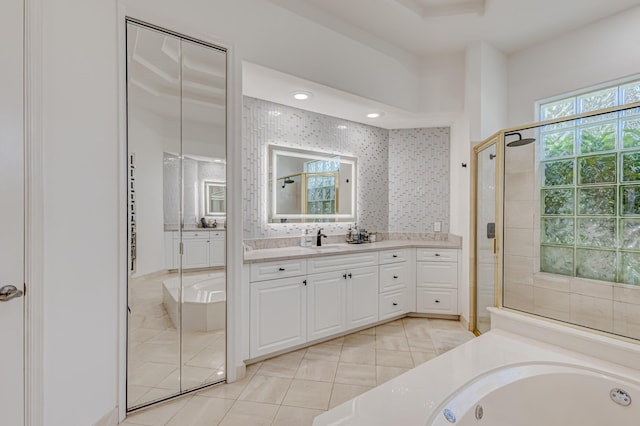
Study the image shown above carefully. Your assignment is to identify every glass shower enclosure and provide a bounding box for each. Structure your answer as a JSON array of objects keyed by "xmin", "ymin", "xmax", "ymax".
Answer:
[{"xmin": 484, "ymin": 101, "xmax": 640, "ymax": 342}]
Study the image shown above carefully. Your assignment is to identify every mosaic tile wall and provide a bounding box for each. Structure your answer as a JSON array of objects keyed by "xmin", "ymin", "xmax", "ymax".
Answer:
[
  {"xmin": 388, "ymin": 128, "xmax": 451, "ymax": 233},
  {"xmin": 243, "ymin": 97, "xmax": 390, "ymax": 239}
]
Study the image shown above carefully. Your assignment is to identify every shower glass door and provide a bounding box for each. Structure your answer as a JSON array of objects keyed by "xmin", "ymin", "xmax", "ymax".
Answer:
[
  {"xmin": 472, "ymin": 139, "xmax": 498, "ymax": 334},
  {"xmin": 126, "ymin": 20, "xmax": 227, "ymax": 411}
]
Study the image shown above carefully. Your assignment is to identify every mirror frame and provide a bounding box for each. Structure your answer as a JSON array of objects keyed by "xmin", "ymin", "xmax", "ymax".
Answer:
[
  {"xmin": 269, "ymin": 145, "xmax": 357, "ymax": 222},
  {"xmin": 204, "ymin": 180, "xmax": 226, "ymax": 217}
]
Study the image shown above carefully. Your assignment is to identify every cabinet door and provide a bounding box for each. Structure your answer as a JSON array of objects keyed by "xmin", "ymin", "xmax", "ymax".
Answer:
[
  {"xmin": 347, "ymin": 266, "xmax": 379, "ymax": 329},
  {"xmin": 182, "ymin": 238, "xmax": 210, "ymax": 269},
  {"xmin": 210, "ymin": 238, "xmax": 225, "ymax": 266},
  {"xmin": 307, "ymin": 271, "xmax": 346, "ymax": 341},
  {"xmin": 250, "ymin": 277, "xmax": 307, "ymax": 358}
]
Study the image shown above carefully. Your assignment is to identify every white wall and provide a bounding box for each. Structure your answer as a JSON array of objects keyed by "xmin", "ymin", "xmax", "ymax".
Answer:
[
  {"xmin": 508, "ymin": 5, "xmax": 640, "ymax": 127},
  {"xmin": 42, "ymin": 0, "xmax": 119, "ymax": 424},
  {"xmin": 129, "ymin": 106, "xmax": 166, "ymax": 277}
]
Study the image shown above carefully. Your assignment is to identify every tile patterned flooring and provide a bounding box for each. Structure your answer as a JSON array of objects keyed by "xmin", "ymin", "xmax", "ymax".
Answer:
[
  {"xmin": 123, "ymin": 317, "xmax": 475, "ymax": 426},
  {"xmin": 128, "ymin": 271, "xmax": 226, "ymax": 408}
]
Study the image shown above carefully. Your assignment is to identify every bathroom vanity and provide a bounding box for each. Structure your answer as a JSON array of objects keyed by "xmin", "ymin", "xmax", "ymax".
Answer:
[
  {"xmin": 164, "ymin": 229, "xmax": 226, "ymax": 270},
  {"xmin": 242, "ymin": 237, "xmax": 461, "ymax": 360}
]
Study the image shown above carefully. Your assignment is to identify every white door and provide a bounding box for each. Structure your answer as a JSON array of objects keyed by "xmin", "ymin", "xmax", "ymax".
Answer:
[
  {"xmin": 347, "ymin": 266, "xmax": 379, "ymax": 329},
  {"xmin": 0, "ymin": 0, "xmax": 25, "ymax": 423},
  {"xmin": 250, "ymin": 277, "xmax": 306, "ymax": 358},
  {"xmin": 307, "ymin": 271, "xmax": 346, "ymax": 340}
]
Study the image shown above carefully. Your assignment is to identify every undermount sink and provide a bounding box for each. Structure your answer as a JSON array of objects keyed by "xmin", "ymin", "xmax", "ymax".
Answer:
[{"xmin": 310, "ymin": 244, "xmax": 346, "ymax": 250}]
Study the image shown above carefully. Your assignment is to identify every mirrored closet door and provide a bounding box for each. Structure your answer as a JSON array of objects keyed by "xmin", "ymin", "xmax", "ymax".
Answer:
[{"xmin": 126, "ymin": 20, "xmax": 227, "ymax": 410}]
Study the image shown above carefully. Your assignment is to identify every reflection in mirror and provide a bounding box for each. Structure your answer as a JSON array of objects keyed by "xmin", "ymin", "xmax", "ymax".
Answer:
[
  {"xmin": 126, "ymin": 20, "xmax": 226, "ymax": 411},
  {"xmin": 269, "ymin": 145, "xmax": 357, "ymax": 223},
  {"xmin": 204, "ymin": 181, "xmax": 226, "ymax": 217}
]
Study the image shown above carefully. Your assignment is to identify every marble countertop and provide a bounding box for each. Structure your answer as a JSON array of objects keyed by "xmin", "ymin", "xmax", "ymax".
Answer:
[
  {"xmin": 243, "ymin": 238, "xmax": 461, "ymax": 263},
  {"xmin": 164, "ymin": 226, "xmax": 226, "ymax": 232}
]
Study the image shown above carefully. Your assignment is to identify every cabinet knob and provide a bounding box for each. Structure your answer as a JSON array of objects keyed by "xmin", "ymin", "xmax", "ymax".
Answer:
[
  {"xmin": 392, "ymin": 302, "xmax": 398, "ymax": 306},
  {"xmin": 348, "ymin": 273, "xmax": 352, "ymax": 279},
  {"xmin": 343, "ymin": 273, "xmax": 347, "ymax": 279},
  {"xmin": 393, "ymin": 275, "xmax": 398, "ymax": 279},
  {"xmin": 435, "ymin": 300, "xmax": 440, "ymax": 303},
  {"xmin": 303, "ymin": 280, "xmax": 307, "ymax": 286},
  {"xmin": 434, "ymin": 253, "xmax": 440, "ymax": 257},
  {"xmin": 392, "ymin": 254, "xmax": 398, "ymax": 258},
  {"xmin": 278, "ymin": 267, "xmax": 286, "ymax": 271}
]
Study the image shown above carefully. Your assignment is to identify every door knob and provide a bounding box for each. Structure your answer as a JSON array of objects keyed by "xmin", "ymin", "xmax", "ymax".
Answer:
[{"xmin": 0, "ymin": 285, "xmax": 23, "ymax": 302}]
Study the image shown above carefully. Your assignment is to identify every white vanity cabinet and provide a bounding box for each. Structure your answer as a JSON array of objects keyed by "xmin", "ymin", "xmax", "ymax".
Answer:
[
  {"xmin": 181, "ymin": 232, "xmax": 211, "ymax": 269},
  {"xmin": 164, "ymin": 230, "xmax": 226, "ymax": 270},
  {"xmin": 249, "ymin": 259, "xmax": 308, "ymax": 358},
  {"xmin": 244, "ymin": 243, "xmax": 459, "ymax": 361},
  {"xmin": 306, "ymin": 270, "xmax": 347, "ymax": 340},
  {"xmin": 378, "ymin": 249, "xmax": 412, "ymax": 320},
  {"xmin": 416, "ymin": 248, "xmax": 458, "ymax": 314},
  {"xmin": 209, "ymin": 230, "xmax": 225, "ymax": 267},
  {"xmin": 307, "ymin": 252, "xmax": 379, "ymax": 340}
]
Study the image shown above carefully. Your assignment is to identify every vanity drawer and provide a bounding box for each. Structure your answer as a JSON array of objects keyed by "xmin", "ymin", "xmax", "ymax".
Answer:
[
  {"xmin": 379, "ymin": 249, "xmax": 409, "ymax": 264},
  {"xmin": 307, "ymin": 252, "xmax": 378, "ymax": 274},
  {"xmin": 210, "ymin": 231, "xmax": 225, "ymax": 240},
  {"xmin": 379, "ymin": 288, "xmax": 408, "ymax": 320},
  {"xmin": 250, "ymin": 259, "xmax": 307, "ymax": 282},
  {"xmin": 181, "ymin": 231, "xmax": 210, "ymax": 239},
  {"xmin": 416, "ymin": 248, "xmax": 457, "ymax": 262},
  {"xmin": 379, "ymin": 263, "xmax": 408, "ymax": 292},
  {"xmin": 416, "ymin": 261, "xmax": 457, "ymax": 288},
  {"xmin": 417, "ymin": 288, "xmax": 458, "ymax": 314}
]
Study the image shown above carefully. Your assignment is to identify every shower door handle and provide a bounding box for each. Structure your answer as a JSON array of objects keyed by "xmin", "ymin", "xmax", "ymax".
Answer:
[{"xmin": 487, "ymin": 223, "xmax": 495, "ymax": 239}]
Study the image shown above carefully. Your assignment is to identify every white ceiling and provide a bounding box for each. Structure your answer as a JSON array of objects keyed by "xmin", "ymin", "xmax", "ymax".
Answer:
[
  {"xmin": 244, "ymin": 0, "xmax": 640, "ymax": 128},
  {"xmin": 269, "ymin": 0, "xmax": 640, "ymax": 57}
]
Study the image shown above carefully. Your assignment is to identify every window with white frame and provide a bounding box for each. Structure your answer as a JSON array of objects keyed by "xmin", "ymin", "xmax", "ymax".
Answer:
[{"xmin": 539, "ymin": 79, "xmax": 640, "ymax": 284}]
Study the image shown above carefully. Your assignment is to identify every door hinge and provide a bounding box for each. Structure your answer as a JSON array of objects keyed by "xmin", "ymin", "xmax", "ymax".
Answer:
[
  {"xmin": 180, "ymin": 241, "xmax": 184, "ymax": 255},
  {"xmin": 23, "ymin": 282, "xmax": 27, "ymax": 296}
]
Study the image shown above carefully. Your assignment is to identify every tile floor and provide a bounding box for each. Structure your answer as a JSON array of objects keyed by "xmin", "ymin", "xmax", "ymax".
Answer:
[
  {"xmin": 128, "ymin": 271, "xmax": 226, "ymax": 408},
  {"xmin": 122, "ymin": 317, "xmax": 475, "ymax": 426}
]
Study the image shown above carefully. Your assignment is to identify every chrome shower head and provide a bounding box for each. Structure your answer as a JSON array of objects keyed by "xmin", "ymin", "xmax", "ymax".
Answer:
[{"xmin": 506, "ymin": 132, "xmax": 536, "ymax": 147}]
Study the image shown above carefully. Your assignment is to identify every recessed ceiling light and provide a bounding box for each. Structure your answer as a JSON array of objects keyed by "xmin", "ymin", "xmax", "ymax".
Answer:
[
  {"xmin": 291, "ymin": 90, "xmax": 312, "ymax": 100},
  {"xmin": 268, "ymin": 110, "xmax": 281, "ymax": 116},
  {"xmin": 366, "ymin": 112, "xmax": 384, "ymax": 118},
  {"xmin": 337, "ymin": 125, "xmax": 347, "ymax": 130}
]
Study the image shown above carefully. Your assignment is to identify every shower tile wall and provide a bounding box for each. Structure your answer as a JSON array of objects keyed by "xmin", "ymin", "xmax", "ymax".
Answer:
[
  {"xmin": 243, "ymin": 97, "xmax": 389, "ymax": 239},
  {"xmin": 388, "ymin": 128, "xmax": 450, "ymax": 233},
  {"xmin": 502, "ymin": 133, "xmax": 640, "ymax": 340}
]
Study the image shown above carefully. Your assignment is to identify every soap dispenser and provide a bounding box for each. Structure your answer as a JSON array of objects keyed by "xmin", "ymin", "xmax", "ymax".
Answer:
[{"xmin": 301, "ymin": 229, "xmax": 312, "ymax": 247}]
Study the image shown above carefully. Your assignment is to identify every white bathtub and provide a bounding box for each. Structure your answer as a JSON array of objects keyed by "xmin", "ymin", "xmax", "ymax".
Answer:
[
  {"xmin": 428, "ymin": 362, "xmax": 640, "ymax": 426},
  {"xmin": 162, "ymin": 273, "xmax": 226, "ymax": 331},
  {"xmin": 314, "ymin": 308, "xmax": 640, "ymax": 426}
]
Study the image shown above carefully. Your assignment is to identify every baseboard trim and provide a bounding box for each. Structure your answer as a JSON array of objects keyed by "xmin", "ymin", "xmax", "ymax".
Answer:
[{"xmin": 93, "ymin": 407, "xmax": 119, "ymax": 426}]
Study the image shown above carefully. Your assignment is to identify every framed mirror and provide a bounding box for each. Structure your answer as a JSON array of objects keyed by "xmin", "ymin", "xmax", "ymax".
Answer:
[
  {"xmin": 204, "ymin": 181, "xmax": 226, "ymax": 216},
  {"xmin": 269, "ymin": 145, "xmax": 356, "ymax": 223}
]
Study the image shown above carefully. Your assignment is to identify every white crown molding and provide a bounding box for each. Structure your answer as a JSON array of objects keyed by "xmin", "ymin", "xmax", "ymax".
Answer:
[
  {"xmin": 393, "ymin": 0, "xmax": 486, "ymax": 18},
  {"xmin": 24, "ymin": 0, "xmax": 44, "ymax": 424}
]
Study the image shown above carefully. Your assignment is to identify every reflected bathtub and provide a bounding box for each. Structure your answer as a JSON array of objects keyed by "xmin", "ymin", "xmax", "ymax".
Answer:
[
  {"xmin": 428, "ymin": 362, "xmax": 639, "ymax": 426},
  {"xmin": 162, "ymin": 273, "xmax": 226, "ymax": 331}
]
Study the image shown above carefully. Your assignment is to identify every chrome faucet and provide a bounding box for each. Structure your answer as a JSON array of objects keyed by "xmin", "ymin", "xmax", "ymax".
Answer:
[{"xmin": 317, "ymin": 228, "xmax": 327, "ymax": 246}]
